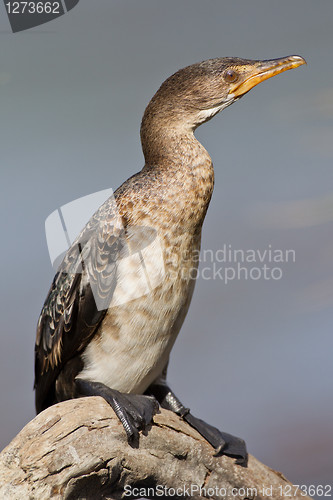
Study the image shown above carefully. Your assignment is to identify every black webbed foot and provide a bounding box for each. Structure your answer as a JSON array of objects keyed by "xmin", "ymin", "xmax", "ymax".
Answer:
[
  {"xmin": 75, "ymin": 379, "xmax": 158, "ymax": 445},
  {"xmin": 184, "ymin": 413, "xmax": 247, "ymax": 466},
  {"xmin": 146, "ymin": 383, "xmax": 247, "ymax": 467}
]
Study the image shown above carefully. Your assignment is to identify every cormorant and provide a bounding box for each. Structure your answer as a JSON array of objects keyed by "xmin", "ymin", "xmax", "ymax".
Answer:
[{"xmin": 35, "ymin": 55, "xmax": 306, "ymax": 467}]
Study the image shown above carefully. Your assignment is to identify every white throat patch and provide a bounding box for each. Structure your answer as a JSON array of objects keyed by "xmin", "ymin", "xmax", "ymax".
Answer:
[{"xmin": 197, "ymin": 94, "xmax": 235, "ymax": 124}]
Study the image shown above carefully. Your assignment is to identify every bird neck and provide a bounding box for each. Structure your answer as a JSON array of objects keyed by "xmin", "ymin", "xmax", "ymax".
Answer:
[
  {"xmin": 139, "ymin": 104, "xmax": 215, "ymax": 233},
  {"xmin": 140, "ymin": 100, "xmax": 211, "ymax": 169}
]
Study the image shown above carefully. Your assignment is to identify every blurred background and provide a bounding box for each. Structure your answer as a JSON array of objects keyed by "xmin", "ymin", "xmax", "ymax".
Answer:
[{"xmin": 0, "ymin": 0, "xmax": 332, "ymax": 495}]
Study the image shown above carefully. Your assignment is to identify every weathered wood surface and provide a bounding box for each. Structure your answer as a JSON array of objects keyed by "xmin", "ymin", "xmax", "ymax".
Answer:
[{"xmin": 0, "ymin": 397, "xmax": 312, "ymax": 499}]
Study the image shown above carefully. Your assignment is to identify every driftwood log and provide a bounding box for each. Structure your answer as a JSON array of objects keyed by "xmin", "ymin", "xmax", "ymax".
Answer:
[{"xmin": 0, "ymin": 397, "xmax": 312, "ymax": 500}]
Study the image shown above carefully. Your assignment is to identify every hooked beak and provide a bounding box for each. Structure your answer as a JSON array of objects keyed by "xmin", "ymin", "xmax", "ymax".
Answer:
[{"xmin": 231, "ymin": 55, "xmax": 306, "ymax": 97}]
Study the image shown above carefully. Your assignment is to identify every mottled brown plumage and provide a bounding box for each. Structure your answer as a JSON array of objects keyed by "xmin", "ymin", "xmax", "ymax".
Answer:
[{"xmin": 35, "ymin": 56, "xmax": 305, "ymax": 458}]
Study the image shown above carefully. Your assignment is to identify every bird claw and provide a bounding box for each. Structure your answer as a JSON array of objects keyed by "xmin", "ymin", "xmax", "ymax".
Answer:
[
  {"xmin": 75, "ymin": 379, "xmax": 158, "ymax": 444},
  {"xmin": 146, "ymin": 382, "xmax": 248, "ymax": 466},
  {"xmin": 115, "ymin": 392, "xmax": 159, "ymax": 443},
  {"xmin": 184, "ymin": 412, "xmax": 248, "ymax": 466}
]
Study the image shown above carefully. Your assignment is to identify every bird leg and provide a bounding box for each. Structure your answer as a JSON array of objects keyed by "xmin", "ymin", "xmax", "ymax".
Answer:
[
  {"xmin": 75, "ymin": 379, "xmax": 159, "ymax": 445},
  {"xmin": 146, "ymin": 382, "xmax": 248, "ymax": 466}
]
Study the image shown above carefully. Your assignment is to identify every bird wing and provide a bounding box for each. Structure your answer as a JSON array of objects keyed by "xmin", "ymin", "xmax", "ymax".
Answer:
[{"xmin": 34, "ymin": 195, "xmax": 125, "ymax": 412}]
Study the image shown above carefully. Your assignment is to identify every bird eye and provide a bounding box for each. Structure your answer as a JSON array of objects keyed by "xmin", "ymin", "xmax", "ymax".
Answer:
[{"xmin": 224, "ymin": 69, "xmax": 239, "ymax": 83}]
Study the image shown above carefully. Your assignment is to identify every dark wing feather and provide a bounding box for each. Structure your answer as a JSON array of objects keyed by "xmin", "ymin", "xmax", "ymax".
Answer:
[{"xmin": 34, "ymin": 196, "xmax": 125, "ymax": 412}]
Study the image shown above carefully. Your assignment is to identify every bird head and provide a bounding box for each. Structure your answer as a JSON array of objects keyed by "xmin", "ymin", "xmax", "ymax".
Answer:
[{"xmin": 145, "ymin": 55, "xmax": 306, "ymax": 131}]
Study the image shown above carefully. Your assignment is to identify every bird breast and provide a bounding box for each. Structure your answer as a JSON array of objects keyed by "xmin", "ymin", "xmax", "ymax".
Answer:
[
  {"xmin": 78, "ymin": 227, "xmax": 199, "ymax": 394},
  {"xmin": 78, "ymin": 154, "xmax": 213, "ymax": 394}
]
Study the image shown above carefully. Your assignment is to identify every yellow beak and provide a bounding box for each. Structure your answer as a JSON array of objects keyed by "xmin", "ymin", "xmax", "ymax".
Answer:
[{"xmin": 232, "ymin": 55, "xmax": 306, "ymax": 97}]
